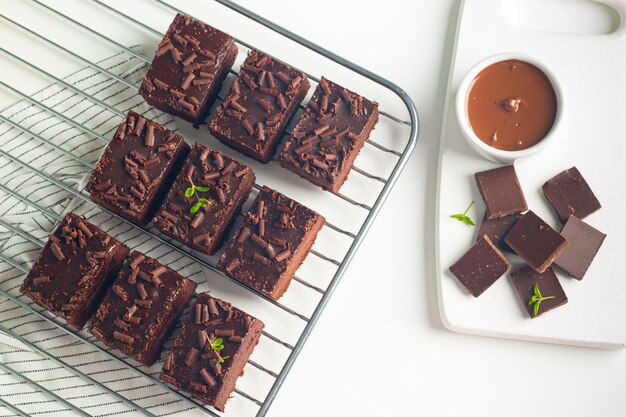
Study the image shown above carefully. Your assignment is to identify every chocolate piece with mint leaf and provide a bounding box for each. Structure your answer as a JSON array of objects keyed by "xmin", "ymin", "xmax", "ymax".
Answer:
[
  {"xmin": 153, "ymin": 142, "xmax": 255, "ymax": 255},
  {"xmin": 160, "ymin": 292, "xmax": 264, "ymax": 412},
  {"xmin": 511, "ymin": 266, "xmax": 568, "ymax": 318}
]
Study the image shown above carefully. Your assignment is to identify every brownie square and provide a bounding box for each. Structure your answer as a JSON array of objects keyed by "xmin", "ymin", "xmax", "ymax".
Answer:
[
  {"xmin": 449, "ymin": 235, "xmax": 511, "ymax": 297},
  {"xmin": 20, "ymin": 213, "xmax": 129, "ymax": 329},
  {"xmin": 208, "ymin": 50, "xmax": 311, "ymax": 163},
  {"xmin": 139, "ymin": 13, "xmax": 238, "ymax": 126},
  {"xmin": 542, "ymin": 166, "xmax": 602, "ymax": 224},
  {"xmin": 153, "ymin": 143, "xmax": 255, "ymax": 255},
  {"xmin": 475, "ymin": 165, "xmax": 528, "ymax": 219},
  {"xmin": 87, "ymin": 111, "xmax": 190, "ymax": 225},
  {"xmin": 504, "ymin": 210, "xmax": 568, "ymax": 273},
  {"xmin": 217, "ymin": 186, "xmax": 325, "ymax": 300},
  {"xmin": 277, "ymin": 77, "xmax": 379, "ymax": 192},
  {"xmin": 476, "ymin": 213, "xmax": 521, "ymax": 253},
  {"xmin": 554, "ymin": 216, "xmax": 606, "ymax": 280},
  {"xmin": 160, "ymin": 293, "xmax": 264, "ymax": 412},
  {"xmin": 511, "ymin": 266, "xmax": 568, "ymax": 318},
  {"xmin": 90, "ymin": 251, "xmax": 197, "ymax": 366}
]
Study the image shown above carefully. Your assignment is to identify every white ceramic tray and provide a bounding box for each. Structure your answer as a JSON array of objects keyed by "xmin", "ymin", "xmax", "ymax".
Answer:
[{"xmin": 435, "ymin": 0, "xmax": 626, "ymax": 348}]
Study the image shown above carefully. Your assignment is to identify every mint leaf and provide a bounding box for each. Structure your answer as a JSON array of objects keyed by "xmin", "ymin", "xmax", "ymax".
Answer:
[
  {"xmin": 534, "ymin": 300, "xmax": 541, "ymax": 316},
  {"xmin": 450, "ymin": 202, "xmax": 475, "ymax": 227},
  {"xmin": 184, "ymin": 187, "xmax": 195, "ymax": 198},
  {"xmin": 190, "ymin": 202, "xmax": 202, "ymax": 214},
  {"xmin": 534, "ymin": 284, "xmax": 542, "ymax": 298},
  {"xmin": 195, "ymin": 185, "xmax": 210, "ymax": 193},
  {"xmin": 462, "ymin": 216, "xmax": 475, "ymax": 226}
]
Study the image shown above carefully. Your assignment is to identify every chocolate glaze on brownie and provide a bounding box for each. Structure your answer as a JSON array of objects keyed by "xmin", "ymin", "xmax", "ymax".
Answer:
[
  {"xmin": 90, "ymin": 251, "xmax": 197, "ymax": 366},
  {"xmin": 208, "ymin": 50, "xmax": 311, "ymax": 163},
  {"xmin": 160, "ymin": 293, "xmax": 264, "ymax": 412},
  {"xmin": 153, "ymin": 143, "xmax": 255, "ymax": 255},
  {"xmin": 277, "ymin": 77, "xmax": 379, "ymax": 192},
  {"xmin": 87, "ymin": 111, "xmax": 190, "ymax": 225},
  {"xmin": 217, "ymin": 186, "xmax": 325, "ymax": 300},
  {"xmin": 21, "ymin": 213, "xmax": 129, "ymax": 329},
  {"xmin": 139, "ymin": 14, "xmax": 238, "ymax": 126}
]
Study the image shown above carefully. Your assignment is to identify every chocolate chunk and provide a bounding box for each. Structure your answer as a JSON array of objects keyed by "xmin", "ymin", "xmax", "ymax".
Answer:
[
  {"xmin": 217, "ymin": 186, "xmax": 325, "ymax": 300},
  {"xmin": 209, "ymin": 50, "xmax": 311, "ymax": 163},
  {"xmin": 510, "ymin": 266, "xmax": 568, "ymax": 318},
  {"xmin": 542, "ymin": 166, "xmax": 602, "ymax": 224},
  {"xmin": 90, "ymin": 251, "xmax": 197, "ymax": 366},
  {"xmin": 278, "ymin": 77, "xmax": 379, "ymax": 192},
  {"xmin": 159, "ymin": 293, "xmax": 264, "ymax": 412},
  {"xmin": 449, "ymin": 235, "xmax": 511, "ymax": 297},
  {"xmin": 20, "ymin": 213, "xmax": 129, "ymax": 329},
  {"xmin": 554, "ymin": 216, "xmax": 606, "ymax": 280},
  {"xmin": 475, "ymin": 165, "xmax": 528, "ymax": 219},
  {"xmin": 504, "ymin": 210, "xmax": 568, "ymax": 273},
  {"xmin": 476, "ymin": 213, "xmax": 521, "ymax": 253},
  {"xmin": 87, "ymin": 111, "xmax": 190, "ymax": 225},
  {"xmin": 153, "ymin": 143, "xmax": 255, "ymax": 255},
  {"xmin": 139, "ymin": 14, "xmax": 238, "ymax": 125}
]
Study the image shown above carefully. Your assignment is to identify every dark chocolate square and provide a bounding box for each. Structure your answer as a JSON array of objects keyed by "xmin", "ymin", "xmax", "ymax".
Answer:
[
  {"xmin": 511, "ymin": 266, "xmax": 568, "ymax": 318},
  {"xmin": 542, "ymin": 166, "xmax": 601, "ymax": 224},
  {"xmin": 153, "ymin": 143, "xmax": 255, "ymax": 255},
  {"xmin": 277, "ymin": 77, "xmax": 379, "ymax": 192},
  {"xmin": 139, "ymin": 14, "xmax": 238, "ymax": 125},
  {"xmin": 476, "ymin": 212, "xmax": 521, "ymax": 253},
  {"xmin": 87, "ymin": 111, "xmax": 190, "ymax": 225},
  {"xmin": 20, "ymin": 213, "xmax": 129, "ymax": 329},
  {"xmin": 554, "ymin": 216, "xmax": 606, "ymax": 280},
  {"xmin": 448, "ymin": 235, "xmax": 511, "ymax": 297},
  {"xmin": 504, "ymin": 210, "xmax": 568, "ymax": 273},
  {"xmin": 208, "ymin": 50, "xmax": 311, "ymax": 163},
  {"xmin": 160, "ymin": 293, "xmax": 264, "ymax": 412},
  {"xmin": 217, "ymin": 186, "xmax": 325, "ymax": 300},
  {"xmin": 475, "ymin": 165, "xmax": 528, "ymax": 219},
  {"xmin": 90, "ymin": 251, "xmax": 197, "ymax": 366}
]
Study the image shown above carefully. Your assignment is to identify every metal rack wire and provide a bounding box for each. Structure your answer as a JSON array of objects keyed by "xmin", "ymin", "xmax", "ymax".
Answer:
[{"xmin": 0, "ymin": 1, "xmax": 418, "ymax": 416}]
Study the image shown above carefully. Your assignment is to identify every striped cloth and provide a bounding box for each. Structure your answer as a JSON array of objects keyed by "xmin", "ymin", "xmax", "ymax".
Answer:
[{"xmin": 0, "ymin": 47, "xmax": 225, "ymax": 417}]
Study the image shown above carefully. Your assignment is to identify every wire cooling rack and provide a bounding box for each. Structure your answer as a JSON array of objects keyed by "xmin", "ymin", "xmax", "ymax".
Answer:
[{"xmin": 0, "ymin": 1, "xmax": 418, "ymax": 416}]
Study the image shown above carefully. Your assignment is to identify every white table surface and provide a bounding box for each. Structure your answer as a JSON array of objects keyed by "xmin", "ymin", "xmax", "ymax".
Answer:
[{"xmin": 2, "ymin": 1, "xmax": 625, "ymax": 416}]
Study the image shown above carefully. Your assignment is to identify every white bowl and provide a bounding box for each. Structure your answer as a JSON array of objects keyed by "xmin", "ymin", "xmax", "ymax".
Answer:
[{"xmin": 455, "ymin": 52, "xmax": 563, "ymax": 164}]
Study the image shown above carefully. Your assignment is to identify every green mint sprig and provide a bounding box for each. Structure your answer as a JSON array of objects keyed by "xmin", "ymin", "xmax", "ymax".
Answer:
[
  {"xmin": 184, "ymin": 180, "xmax": 210, "ymax": 214},
  {"xmin": 210, "ymin": 337, "xmax": 230, "ymax": 366},
  {"xmin": 450, "ymin": 201, "xmax": 475, "ymax": 226},
  {"xmin": 528, "ymin": 284, "xmax": 555, "ymax": 316}
]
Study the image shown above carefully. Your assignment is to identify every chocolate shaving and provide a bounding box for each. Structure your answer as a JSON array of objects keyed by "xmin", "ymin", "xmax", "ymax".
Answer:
[
  {"xmin": 195, "ymin": 303, "xmax": 203, "ymax": 324},
  {"xmin": 93, "ymin": 179, "xmax": 112, "ymax": 191},
  {"xmin": 152, "ymin": 266, "xmax": 167, "ymax": 278},
  {"xmin": 33, "ymin": 275, "xmax": 51, "ymax": 285},
  {"xmin": 234, "ymin": 168, "xmax": 248, "ymax": 178},
  {"xmin": 185, "ymin": 348, "xmax": 199, "ymax": 366},
  {"xmin": 170, "ymin": 47, "xmax": 182, "ymax": 63},
  {"xmin": 155, "ymin": 42, "xmax": 173, "ymax": 57},
  {"xmin": 112, "ymin": 285, "xmax": 129, "ymax": 301},
  {"xmin": 76, "ymin": 221, "xmax": 93, "ymax": 239},
  {"xmin": 229, "ymin": 336, "xmax": 243, "ymax": 343},
  {"xmin": 277, "ymin": 93, "xmax": 287, "ymax": 110},
  {"xmin": 164, "ymin": 351, "xmax": 174, "ymax": 371},
  {"xmin": 266, "ymin": 243, "xmax": 277, "ymax": 259},
  {"xmin": 178, "ymin": 99, "xmax": 195, "ymax": 112},
  {"xmin": 78, "ymin": 275, "xmax": 91, "ymax": 287},
  {"xmin": 207, "ymin": 298, "xmax": 219, "ymax": 317},
  {"xmin": 215, "ymin": 188, "xmax": 226, "ymax": 204},
  {"xmin": 251, "ymin": 234, "xmax": 268, "ymax": 248},
  {"xmin": 275, "ymin": 71, "xmax": 290, "ymax": 85},
  {"xmin": 91, "ymin": 327, "xmax": 105, "ymax": 340},
  {"xmin": 182, "ymin": 52, "xmax": 197, "ymax": 66},
  {"xmin": 214, "ymin": 329, "xmax": 234, "ymax": 337},
  {"xmin": 190, "ymin": 212, "xmax": 204, "ymax": 229},
  {"xmin": 256, "ymin": 122, "xmax": 266, "ymax": 141},
  {"xmin": 198, "ymin": 329, "xmax": 209, "ymax": 349},
  {"xmin": 134, "ymin": 299, "xmax": 153, "ymax": 309},
  {"xmin": 125, "ymin": 305, "xmax": 138, "ymax": 320},
  {"xmin": 225, "ymin": 258, "xmax": 240, "ymax": 272},
  {"xmin": 137, "ymin": 283, "xmax": 148, "ymax": 300},
  {"xmin": 181, "ymin": 72, "xmax": 195, "ymax": 90},
  {"xmin": 128, "ymin": 268, "xmax": 138, "ymax": 285},
  {"xmin": 130, "ymin": 254, "xmax": 145, "ymax": 269},
  {"xmin": 114, "ymin": 317, "xmax": 130, "ymax": 331},
  {"xmin": 242, "ymin": 119, "xmax": 255, "ymax": 136},
  {"xmin": 50, "ymin": 242, "xmax": 64, "ymax": 261},
  {"xmin": 199, "ymin": 368, "xmax": 216, "ymax": 387},
  {"xmin": 253, "ymin": 253, "xmax": 271, "ymax": 265},
  {"xmin": 202, "ymin": 304, "xmax": 209, "ymax": 323},
  {"xmin": 145, "ymin": 123, "xmax": 155, "ymax": 146},
  {"xmin": 274, "ymin": 250, "xmax": 292, "ymax": 262},
  {"xmin": 113, "ymin": 331, "xmax": 135, "ymax": 345},
  {"xmin": 143, "ymin": 156, "xmax": 160, "ymax": 167},
  {"xmin": 154, "ymin": 78, "xmax": 169, "ymax": 89},
  {"xmin": 237, "ymin": 226, "xmax": 251, "ymax": 243},
  {"xmin": 258, "ymin": 219, "xmax": 266, "ymax": 237}
]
